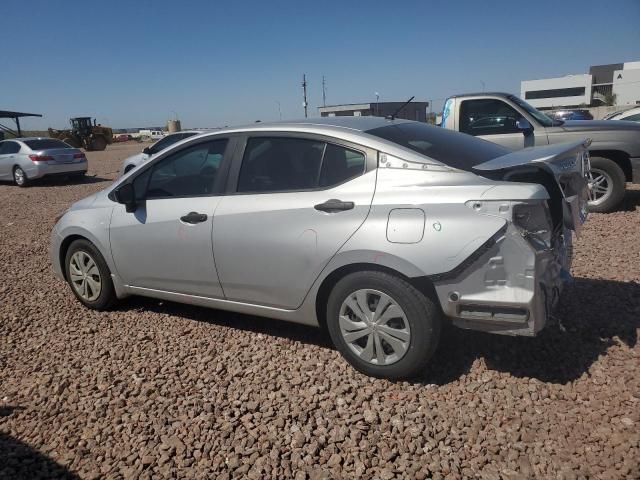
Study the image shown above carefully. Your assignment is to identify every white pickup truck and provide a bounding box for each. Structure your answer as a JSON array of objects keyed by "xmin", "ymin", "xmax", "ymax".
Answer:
[{"xmin": 441, "ymin": 92, "xmax": 640, "ymax": 212}]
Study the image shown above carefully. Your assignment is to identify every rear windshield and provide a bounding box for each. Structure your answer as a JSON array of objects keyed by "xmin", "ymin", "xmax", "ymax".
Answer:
[
  {"xmin": 366, "ymin": 122, "xmax": 509, "ymax": 170},
  {"xmin": 24, "ymin": 139, "xmax": 73, "ymax": 150}
]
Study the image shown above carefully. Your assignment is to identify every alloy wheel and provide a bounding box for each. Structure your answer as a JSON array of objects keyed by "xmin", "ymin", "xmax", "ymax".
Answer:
[
  {"xmin": 338, "ymin": 289, "xmax": 411, "ymax": 366},
  {"xmin": 69, "ymin": 251, "xmax": 102, "ymax": 301},
  {"xmin": 14, "ymin": 168, "xmax": 25, "ymax": 186},
  {"xmin": 588, "ymin": 167, "xmax": 613, "ymax": 206}
]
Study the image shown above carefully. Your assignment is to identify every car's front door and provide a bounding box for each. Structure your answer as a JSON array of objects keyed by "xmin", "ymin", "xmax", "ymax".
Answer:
[
  {"xmin": 213, "ymin": 135, "xmax": 376, "ymax": 309},
  {"xmin": 459, "ymin": 98, "xmax": 548, "ymax": 150},
  {"xmin": 0, "ymin": 141, "xmax": 20, "ymax": 179},
  {"xmin": 109, "ymin": 138, "xmax": 231, "ymax": 297}
]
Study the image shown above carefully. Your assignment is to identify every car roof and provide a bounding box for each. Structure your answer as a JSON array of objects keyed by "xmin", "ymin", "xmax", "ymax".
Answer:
[
  {"xmin": 2, "ymin": 137, "xmax": 59, "ymax": 142},
  {"xmin": 446, "ymin": 92, "xmax": 512, "ymax": 99},
  {"xmin": 618, "ymin": 106, "xmax": 640, "ymax": 116},
  {"xmin": 214, "ymin": 116, "xmax": 413, "ymax": 134}
]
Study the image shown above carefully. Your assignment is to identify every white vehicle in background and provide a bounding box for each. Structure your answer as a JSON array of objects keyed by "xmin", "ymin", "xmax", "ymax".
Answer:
[
  {"xmin": 604, "ymin": 107, "xmax": 640, "ymax": 122},
  {"xmin": 121, "ymin": 130, "xmax": 203, "ymax": 174},
  {"xmin": 138, "ymin": 129, "xmax": 166, "ymax": 141}
]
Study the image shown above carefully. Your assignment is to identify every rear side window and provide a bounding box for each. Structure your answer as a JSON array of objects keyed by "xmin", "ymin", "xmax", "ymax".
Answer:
[
  {"xmin": 0, "ymin": 141, "xmax": 21, "ymax": 154},
  {"xmin": 24, "ymin": 139, "xmax": 71, "ymax": 150},
  {"xmin": 366, "ymin": 122, "xmax": 508, "ymax": 171},
  {"xmin": 237, "ymin": 137, "xmax": 365, "ymax": 193}
]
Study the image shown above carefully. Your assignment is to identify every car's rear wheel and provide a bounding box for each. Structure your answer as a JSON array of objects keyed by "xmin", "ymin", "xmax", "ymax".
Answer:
[
  {"xmin": 587, "ymin": 156, "xmax": 625, "ymax": 213},
  {"xmin": 326, "ymin": 271, "xmax": 441, "ymax": 379},
  {"xmin": 13, "ymin": 166, "xmax": 28, "ymax": 187},
  {"xmin": 65, "ymin": 239, "xmax": 116, "ymax": 310}
]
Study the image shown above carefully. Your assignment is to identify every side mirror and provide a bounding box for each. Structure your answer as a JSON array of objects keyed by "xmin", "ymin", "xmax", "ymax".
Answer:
[
  {"xmin": 516, "ymin": 118, "xmax": 533, "ymax": 133},
  {"xmin": 116, "ymin": 183, "xmax": 137, "ymax": 213},
  {"xmin": 142, "ymin": 147, "xmax": 151, "ymax": 155}
]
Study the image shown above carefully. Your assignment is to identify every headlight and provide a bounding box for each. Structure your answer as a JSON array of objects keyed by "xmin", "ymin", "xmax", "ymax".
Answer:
[{"xmin": 513, "ymin": 202, "xmax": 552, "ymax": 250}]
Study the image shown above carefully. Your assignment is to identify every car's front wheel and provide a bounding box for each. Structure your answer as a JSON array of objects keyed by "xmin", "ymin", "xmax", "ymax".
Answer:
[
  {"xmin": 64, "ymin": 239, "xmax": 116, "ymax": 310},
  {"xmin": 587, "ymin": 156, "xmax": 625, "ymax": 213},
  {"xmin": 326, "ymin": 271, "xmax": 441, "ymax": 379}
]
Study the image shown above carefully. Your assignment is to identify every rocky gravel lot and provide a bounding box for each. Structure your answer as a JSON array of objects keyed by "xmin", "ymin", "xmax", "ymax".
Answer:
[{"xmin": 1, "ymin": 143, "xmax": 639, "ymax": 479}]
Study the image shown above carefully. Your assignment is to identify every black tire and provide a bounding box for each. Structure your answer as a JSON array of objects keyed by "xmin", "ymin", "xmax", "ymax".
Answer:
[
  {"xmin": 326, "ymin": 271, "xmax": 441, "ymax": 379},
  {"xmin": 90, "ymin": 136, "xmax": 107, "ymax": 151},
  {"xmin": 62, "ymin": 137, "xmax": 80, "ymax": 148},
  {"xmin": 64, "ymin": 239, "xmax": 116, "ymax": 310},
  {"xmin": 13, "ymin": 166, "xmax": 29, "ymax": 187},
  {"xmin": 588, "ymin": 156, "xmax": 626, "ymax": 213}
]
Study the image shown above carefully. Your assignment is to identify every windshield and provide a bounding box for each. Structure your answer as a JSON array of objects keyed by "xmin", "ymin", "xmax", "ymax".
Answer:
[
  {"xmin": 508, "ymin": 95, "xmax": 556, "ymax": 127},
  {"xmin": 366, "ymin": 121, "xmax": 509, "ymax": 171},
  {"xmin": 148, "ymin": 132, "xmax": 196, "ymax": 154}
]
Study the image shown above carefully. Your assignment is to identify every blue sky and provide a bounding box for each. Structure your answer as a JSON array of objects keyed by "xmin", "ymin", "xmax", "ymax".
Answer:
[{"xmin": 3, "ymin": 0, "xmax": 639, "ymax": 130}]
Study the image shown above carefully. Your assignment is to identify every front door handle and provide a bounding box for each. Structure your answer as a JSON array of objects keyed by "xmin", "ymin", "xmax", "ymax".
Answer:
[
  {"xmin": 314, "ymin": 199, "xmax": 355, "ymax": 213},
  {"xmin": 180, "ymin": 211, "xmax": 208, "ymax": 224}
]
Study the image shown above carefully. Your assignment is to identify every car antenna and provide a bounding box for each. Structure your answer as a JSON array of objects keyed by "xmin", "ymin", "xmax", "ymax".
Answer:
[{"xmin": 386, "ymin": 96, "xmax": 415, "ymax": 120}]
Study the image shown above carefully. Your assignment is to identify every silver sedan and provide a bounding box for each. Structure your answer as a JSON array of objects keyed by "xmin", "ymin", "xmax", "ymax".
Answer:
[
  {"xmin": 0, "ymin": 138, "xmax": 87, "ymax": 187},
  {"xmin": 50, "ymin": 117, "xmax": 590, "ymax": 379}
]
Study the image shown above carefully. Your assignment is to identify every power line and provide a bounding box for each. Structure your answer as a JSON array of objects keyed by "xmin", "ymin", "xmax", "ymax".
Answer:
[
  {"xmin": 302, "ymin": 74, "xmax": 308, "ymax": 118},
  {"xmin": 322, "ymin": 76, "xmax": 327, "ymax": 107}
]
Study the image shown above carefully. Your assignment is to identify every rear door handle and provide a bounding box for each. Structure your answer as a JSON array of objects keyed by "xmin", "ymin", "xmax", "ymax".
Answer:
[
  {"xmin": 314, "ymin": 199, "xmax": 355, "ymax": 213},
  {"xmin": 180, "ymin": 211, "xmax": 208, "ymax": 224}
]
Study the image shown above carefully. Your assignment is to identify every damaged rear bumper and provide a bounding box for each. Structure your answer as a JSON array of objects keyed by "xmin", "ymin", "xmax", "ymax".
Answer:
[{"xmin": 432, "ymin": 224, "xmax": 571, "ymax": 336}]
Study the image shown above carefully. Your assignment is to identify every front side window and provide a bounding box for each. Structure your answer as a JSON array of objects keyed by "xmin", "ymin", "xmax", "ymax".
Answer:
[
  {"xmin": 459, "ymin": 99, "xmax": 523, "ymax": 136},
  {"xmin": 237, "ymin": 137, "xmax": 365, "ymax": 193},
  {"xmin": 135, "ymin": 139, "xmax": 228, "ymax": 199}
]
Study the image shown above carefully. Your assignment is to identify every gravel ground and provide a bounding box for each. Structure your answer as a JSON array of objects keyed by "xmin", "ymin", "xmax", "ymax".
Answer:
[{"xmin": 1, "ymin": 143, "xmax": 639, "ymax": 479}]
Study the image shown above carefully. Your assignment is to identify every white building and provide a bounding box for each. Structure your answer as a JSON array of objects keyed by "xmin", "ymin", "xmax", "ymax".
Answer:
[
  {"xmin": 521, "ymin": 61, "xmax": 640, "ymax": 109},
  {"xmin": 521, "ymin": 74, "xmax": 592, "ymax": 109},
  {"xmin": 613, "ymin": 62, "xmax": 640, "ymax": 106}
]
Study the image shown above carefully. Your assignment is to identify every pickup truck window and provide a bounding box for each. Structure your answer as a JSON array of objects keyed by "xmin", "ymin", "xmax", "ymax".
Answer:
[
  {"xmin": 366, "ymin": 122, "xmax": 508, "ymax": 171},
  {"xmin": 508, "ymin": 95, "xmax": 555, "ymax": 127},
  {"xmin": 459, "ymin": 99, "xmax": 522, "ymax": 136}
]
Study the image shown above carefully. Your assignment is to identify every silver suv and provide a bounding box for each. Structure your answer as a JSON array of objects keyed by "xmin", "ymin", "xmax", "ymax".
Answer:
[{"xmin": 50, "ymin": 117, "xmax": 589, "ymax": 379}]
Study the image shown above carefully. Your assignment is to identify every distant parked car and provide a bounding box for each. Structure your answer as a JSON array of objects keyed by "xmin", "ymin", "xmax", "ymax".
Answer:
[
  {"xmin": 121, "ymin": 131, "xmax": 203, "ymax": 174},
  {"xmin": 604, "ymin": 107, "xmax": 640, "ymax": 122},
  {"xmin": 115, "ymin": 134, "xmax": 134, "ymax": 142},
  {"xmin": 547, "ymin": 109, "xmax": 594, "ymax": 121},
  {"xmin": 52, "ymin": 117, "xmax": 590, "ymax": 379},
  {"xmin": 0, "ymin": 138, "xmax": 87, "ymax": 187}
]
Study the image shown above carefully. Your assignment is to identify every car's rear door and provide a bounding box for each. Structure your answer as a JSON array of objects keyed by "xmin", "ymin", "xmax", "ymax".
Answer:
[{"xmin": 212, "ymin": 133, "xmax": 377, "ymax": 309}]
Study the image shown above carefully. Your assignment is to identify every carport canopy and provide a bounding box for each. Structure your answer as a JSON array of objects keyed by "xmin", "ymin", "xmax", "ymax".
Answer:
[{"xmin": 0, "ymin": 110, "xmax": 43, "ymax": 138}]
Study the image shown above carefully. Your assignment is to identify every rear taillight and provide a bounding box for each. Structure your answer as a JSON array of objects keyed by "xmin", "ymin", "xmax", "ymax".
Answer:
[
  {"xmin": 74, "ymin": 153, "xmax": 86, "ymax": 160},
  {"xmin": 28, "ymin": 154, "xmax": 53, "ymax": 161},
  {"xmin": 513, "ymin": 202, "xmax": 553, "ymax": 250}
]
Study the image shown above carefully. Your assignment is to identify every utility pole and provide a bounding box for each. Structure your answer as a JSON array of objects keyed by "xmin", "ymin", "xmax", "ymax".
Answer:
[
  {"xmin": 302, "ymin": 74, "xmax": 308, "ymax": 118},
  {"xmin": 322, "ymin": 76, "xmax": 327, "ymax": 107}
]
